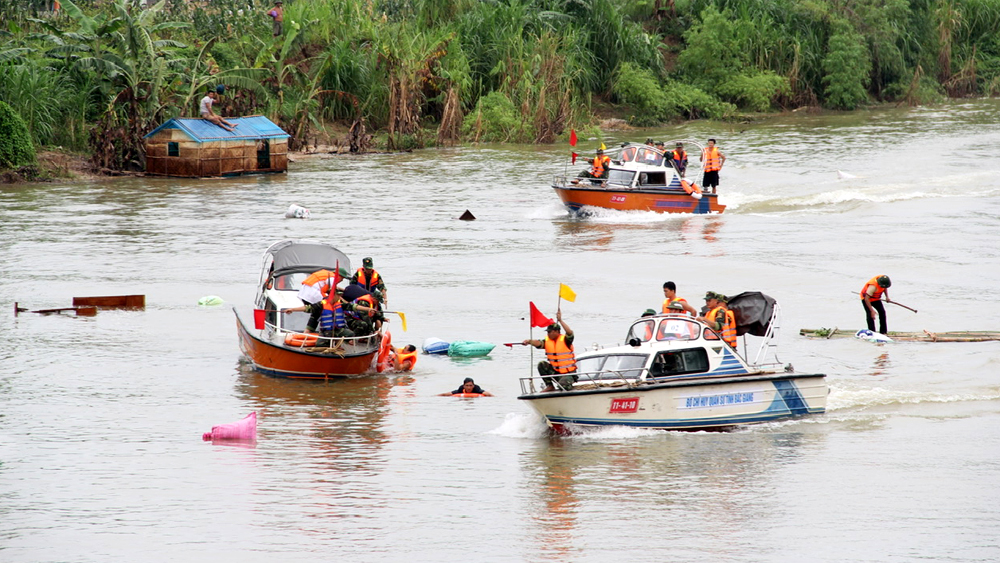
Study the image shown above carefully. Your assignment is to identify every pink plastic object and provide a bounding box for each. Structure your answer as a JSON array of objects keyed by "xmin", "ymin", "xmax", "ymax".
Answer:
[{"xmin": 202, "ymin": 412, "xmax": 257, "ymax": 441}]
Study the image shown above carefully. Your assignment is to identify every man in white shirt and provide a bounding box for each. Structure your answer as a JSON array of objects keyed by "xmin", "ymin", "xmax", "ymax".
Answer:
[{"xmin": 199, "ymin": 91, "xmax": 236, "ymax": 132}]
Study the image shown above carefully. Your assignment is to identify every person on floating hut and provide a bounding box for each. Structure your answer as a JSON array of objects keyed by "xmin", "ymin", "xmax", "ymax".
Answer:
[
  {"xmin": 860, "ymin": 275, "xmax": 892, "ymax": 335},
  {"xmin": 266, "ymin": 0, "xmax": 283, "ymax": 37},
  {"xmin": 700, "ymin": 138, "xmax": 726, "ymax": 193},
  {"xmin": 522, "ymin": 310, "xmax": 577, "ymax": 392},
  {"xmin": 199, "ymin": 91, "xmax": 236, "ymax": 132},
  {"xmin": 662, "ymin": 281, "xmax": 698, "ymax": 316},
  {"xmin": 697, "ymin": 292, "xmax": 736, "ymax": 349},
  {"xmin": 584, "ymin": 148, "xmax": 611, "ymax": 179},
  {"xmin": 670, "ymin": 142, "xmax": 689, "ymax": 177},
  {"xmin": 350, "ymin": 257, "xmax": 387, "ymax": 306},
  {"xmin": 439, "ymin": 377, "xmax": 493, "ymax": 396}
]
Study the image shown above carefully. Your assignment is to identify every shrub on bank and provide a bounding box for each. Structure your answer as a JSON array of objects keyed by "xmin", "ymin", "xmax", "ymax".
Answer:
[{"xmin": 0, "ymin": 101, "xmax": 36, "ymax": 170}]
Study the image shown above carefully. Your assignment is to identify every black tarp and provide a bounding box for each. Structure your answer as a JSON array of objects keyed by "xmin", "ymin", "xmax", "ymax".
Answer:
[
  {"xmin": 726, "ymin": 291, "xmax": 777, "ymax": 336},
  {"xmin": 268, "ymin": 240, "xmax": 351, "ymax": 277}
]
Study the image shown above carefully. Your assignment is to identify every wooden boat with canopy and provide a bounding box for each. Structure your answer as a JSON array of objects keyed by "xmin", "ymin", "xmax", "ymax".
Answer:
[{"xmin": 799, "ymin": 328, "xmax": 1000, "ymax": 342}]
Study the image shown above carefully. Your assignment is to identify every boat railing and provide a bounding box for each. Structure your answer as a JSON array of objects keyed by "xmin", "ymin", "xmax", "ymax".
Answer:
[
  {"xmin": 519, "ymin": 368, "xmax": 646, "ymax": 395},
  {"xmin": 281, "ymin": 328, "xmax": 381, "ymax": 354}
]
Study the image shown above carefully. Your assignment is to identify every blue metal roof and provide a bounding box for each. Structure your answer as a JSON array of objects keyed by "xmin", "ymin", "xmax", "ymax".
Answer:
[{"xmin": 144, "ymin": 116, "xmax": 290, "ymax": 142}]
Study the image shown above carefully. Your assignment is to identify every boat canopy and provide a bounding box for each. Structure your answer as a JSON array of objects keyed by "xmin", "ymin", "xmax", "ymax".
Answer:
[
  {"xmin": 266, "ymin": 240, "xmax": 351, "ymax": 277},
  {"xmin": 727, "ymin": 291, "xmax": 777, "ymax": 336}
]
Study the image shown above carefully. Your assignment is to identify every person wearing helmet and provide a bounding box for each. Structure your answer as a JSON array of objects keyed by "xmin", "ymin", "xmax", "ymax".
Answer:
[
  {"xmin": 860, "ymin": 275, "xmax": 892, "ymax": 334},
  {"xmin": 585, "ymin": 147, "xmax": 611, "ymax": 179}
]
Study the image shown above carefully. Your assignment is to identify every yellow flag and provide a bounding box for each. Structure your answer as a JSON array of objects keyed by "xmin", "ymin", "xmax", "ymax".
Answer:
[
  {"xmin": 599, "ymin": 142, "xmax": 606, "ymax": 151},
  {"xmin": 559, "ymin": 283, "xmax": 577, "ymax": 302}
]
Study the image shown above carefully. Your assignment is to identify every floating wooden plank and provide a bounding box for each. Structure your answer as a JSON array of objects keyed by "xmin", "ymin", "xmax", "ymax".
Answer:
[
  {"xmin": 14, "ymin": 302, "xmax": 97, "ymax": 317},
  {"xmin": 72, "ymin": 294, "xmax": 145, "ymax": 310},
  {"xmin": 800, "ymin": 328, "xmax": 1000, "ymax": 342}
]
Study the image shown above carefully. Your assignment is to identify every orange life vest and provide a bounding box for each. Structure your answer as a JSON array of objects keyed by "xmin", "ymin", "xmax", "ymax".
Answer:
[
  {"xmin": 544, "ymin": 334, "xmax": 577, "ymax": 374},
  {"xmin": 707, "ymin": 305, "xmax": 737, "ymax": 348},
  {"xmin": 671, "ymin": 149, "xmax": 687, "ymax": 163},
  {"xmin": 354, "ymin": 269, "xmax": 381, "ymax": 291},
  {"xmin": 860, "ymin": 276, "xmax": 888, "ymax": 301},
  {"xmin": 703, "ymin": 147, "xmax": 722, "ymax": 172},
  {"xmin": 662, "ymin": 297, "xmax": 693, "ymax": 316},
  {"xmin": 302, "ymin": 269, "xmax": 337, "ymax": 297},
  {"xmin": 591, "ymin": 155, "xmax": 610, "ymax": 176},
  {"xmin": 394, "ymin": 348, "xmax": 417, "ymax": 371}
]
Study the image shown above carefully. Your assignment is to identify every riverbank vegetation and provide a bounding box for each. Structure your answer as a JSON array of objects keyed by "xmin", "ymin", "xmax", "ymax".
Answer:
[{"xmin": 2, "ymin": 0, "xmax": 1000, "ymax": 174}]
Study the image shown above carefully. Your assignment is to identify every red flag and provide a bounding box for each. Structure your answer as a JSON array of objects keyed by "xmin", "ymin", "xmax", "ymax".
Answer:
[
  {"xmin": 529, "ymin": 302, "xmax": 554, "ymax": 328},
  {"xmin": 569, "ymin": 129, "xmax": 578, "ymax": 147},
  {"xmin": 571, "ymin": 152, "xmax": 578, "ymax": 165}
]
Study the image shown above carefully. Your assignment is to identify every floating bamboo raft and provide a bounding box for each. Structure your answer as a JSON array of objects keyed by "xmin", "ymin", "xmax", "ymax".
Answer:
[{"xmin": 799, "ymin": 328, "xmax": 1000, "ymax": 342}]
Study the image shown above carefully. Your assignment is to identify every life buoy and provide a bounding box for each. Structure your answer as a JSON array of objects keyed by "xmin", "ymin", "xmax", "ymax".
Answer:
[
  {"xmin": 451, "ymin": 393, "xmax": 485, "ymax": 398},
  {"xmin": 376, "ymin": 332, "xmax": 392, "ymax": 372},
  {"xmin": 680, "ymin": 179, "xmax": 703, "ymax": 200},
  {"xmin": 284, "ymin": 332, "xmax": 318, "ymax": 347}
]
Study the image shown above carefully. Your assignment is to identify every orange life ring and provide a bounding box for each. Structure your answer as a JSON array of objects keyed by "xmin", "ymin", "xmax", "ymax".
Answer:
[
  {"xmin": 284, "ymin": 332, "xmax": 318, "ymax": 347},
  {"xmin": 451, "ymin": 393, "xmax": 485, "ymax": 398},
  {"xmin": 680, "ymin": 179, "xmax": 703, "ymax": 200},
  {"xmin": 376, "ymin": 332, "xmax": 392, "ymax": 372}
]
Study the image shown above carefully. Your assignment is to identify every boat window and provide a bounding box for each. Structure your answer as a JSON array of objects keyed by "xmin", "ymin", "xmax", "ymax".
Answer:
[
  {"xmin": 627, "ymin": 319, "xmax": 655, "ymax": 342},
  {"xmin": 264, "ymin": 298, "xmax": 278, "ymax": 327},
  {"xmin": 620, "ymin": 146, "xmax": 637, "ymax": 162},
  {"xmin": 648, "ymin": 349, "xmax": 710, "ymax": 378},
  {"xmin": 656, "ymin": 318, "xmax": 700, "ymax": 341},
  {"xmin": 598, "ymin": 354, "xmax": 648, "ymax": 379},
  {"xmin": 703, "ymin": 328, "xmax": 721, "ymax": 340},
  {"xmin": 607, "ymin": 169, "xmax": 635, "ymax": 187},
  {"xmin": 578, "ymin": 354, "xmax": 648, "ymax": 380},
  {"xmin": 281, "ymin": 310, "xmax": 310, "ymax": 333},
  {"xmin": 273, "ymin": 272, "xmax": 307, "ymax": 290},
  {"xmin": 637, "ymin": 148, "xmax": 664, "ymax": 166},
  {"xmin": 641, "ymin": 171, "xmax": 669, "ymax": 187}
]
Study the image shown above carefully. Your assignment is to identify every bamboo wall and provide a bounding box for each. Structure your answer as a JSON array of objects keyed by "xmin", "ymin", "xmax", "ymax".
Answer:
[{"xmin": 145, "ymin": 128, "xmax": 288, "ymax": 177}]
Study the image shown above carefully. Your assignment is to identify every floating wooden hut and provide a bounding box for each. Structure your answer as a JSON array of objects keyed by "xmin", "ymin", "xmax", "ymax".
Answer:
[{"xmin": 144, "ymin": 116, "xmax": 289, "ymax": 177}]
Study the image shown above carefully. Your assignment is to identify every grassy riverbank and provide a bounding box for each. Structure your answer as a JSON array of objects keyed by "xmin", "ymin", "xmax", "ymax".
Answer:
[{"xmin": 3, "ymin": 0, "xmax": 1000, "ymax": 178}]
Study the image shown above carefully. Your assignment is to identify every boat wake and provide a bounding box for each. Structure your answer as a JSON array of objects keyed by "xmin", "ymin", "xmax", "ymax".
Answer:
[
  {"xmin": 826, "ymin": 384, "xmax": 1000, "ymax": 412},
  {"xmin": 490, "ymin": 412, "xmax": 663, "ymax": 439}
]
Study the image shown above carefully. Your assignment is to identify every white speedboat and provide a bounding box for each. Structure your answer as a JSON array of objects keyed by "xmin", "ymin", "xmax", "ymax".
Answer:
[{"xmin": 517, "ymin": 293, "xmax": 827, "ymax": 432}]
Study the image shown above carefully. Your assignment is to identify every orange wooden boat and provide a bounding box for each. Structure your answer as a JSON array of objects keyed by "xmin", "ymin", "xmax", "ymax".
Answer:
[
  {"xmin": 234, "ymin": 240, "xmax": 383, "ymax": 379},
  {"xmin": 554, "ymin": 141, "xmax": 726, "ymax": 215}
]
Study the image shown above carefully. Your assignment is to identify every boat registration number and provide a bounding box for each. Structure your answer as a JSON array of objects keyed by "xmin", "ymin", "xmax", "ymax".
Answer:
[
  {"xmin": 609, "ymin": 397, "xmax": 639, "ymax": 413},
  {"xmin": 610, "ymin": 195, "xmax": 627, "ymax": 203}
]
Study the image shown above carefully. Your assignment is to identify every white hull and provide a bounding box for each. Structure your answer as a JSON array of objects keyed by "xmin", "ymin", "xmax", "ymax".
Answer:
[{"xmin": 520, "ymin": 373, "xmax": 827, "ymax": 432}]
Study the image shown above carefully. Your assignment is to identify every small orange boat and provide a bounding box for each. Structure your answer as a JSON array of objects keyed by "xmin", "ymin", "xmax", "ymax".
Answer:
[
  {"xmin": 554, "ymin": 141, "xmax": 726, "ymax": 215},
  {"xmin": 234, "ymin": 240, "xmax": 383, "ymax": 379}
]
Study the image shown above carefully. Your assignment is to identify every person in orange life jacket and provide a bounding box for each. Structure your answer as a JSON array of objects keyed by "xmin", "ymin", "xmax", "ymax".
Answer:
[
  {"xmin": 282, "ymin": 288, "xmax": 357, "ymax": 339},
  {"xmin": 522, "ymin": 310, "xmax": 577, "ymax": 392},
  {"xmin": 697, "ymin": 291, "xmax": 737, "ymax": 348},
  {"xmin": 439, "ymin": 377, "xmax": 494, "ymax": 397},
  {"xmin": 584, "ymin": 148, "xmax": 611, "ymax": 179},
  {"xmin": 662, "ymin": 281, "xmax": 698, "ymax": 316},
  {"xmin": 670, "ymin": 142, "xmax": 689, "ymax": 177},
  {"xmin": 345, "ymin": 293, "xmax": 384, "ymax": 336},
  {"xmin": 861, "ymin": 275, "xmax": 892, "ymax": 334},
  {"xmin": 351, "ymin": 257, "xmax": 387, "ymax": 306},
  {"xmin": 700, "ymin": 138, "xmax": 726, "ymax": 193}
]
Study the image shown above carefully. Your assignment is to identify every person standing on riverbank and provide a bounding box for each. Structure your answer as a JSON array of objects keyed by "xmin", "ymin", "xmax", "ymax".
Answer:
[
  {"xmin": 860, "ymin": 275, "xmax": 892, "ymax": 334},
  {"xmin": 267, "ymin": 0, "xmax": 283, "ymax": 37},
  {"xmin": 700, "ymin": 138, "xmax": 725, "ymax": 193}
]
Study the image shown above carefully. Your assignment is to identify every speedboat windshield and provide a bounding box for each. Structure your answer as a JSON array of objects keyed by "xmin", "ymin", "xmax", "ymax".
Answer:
[
  {"xmin": 655, "ymin": 317, "xmax": 701, "ymax": 341},
  {"xmin": 607, "ymin": 169, "xmax": 635, "ymax": 187},
  {"xmin": 577, "ymin": 353, "xmax": 649, "ymax": 380}
]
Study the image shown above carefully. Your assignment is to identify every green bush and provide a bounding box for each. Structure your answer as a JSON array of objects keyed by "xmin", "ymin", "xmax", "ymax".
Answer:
[
  {"xmin": 0, "ymin": 100, "xmax": 36, "ymax": 169},
  {"xmin": 611, "ymin": 62, "xmax": 668, "ymax": 126},
  {"xmin": 462, "ymin": 91, "xmax": 529, "ymax": 142},
  {"xmin": 715, "ymin": 71, "xmax": 789, "ymax": 112},
  {"xmin": 661, "ymin": 81, "xmax": 736, "ymax": 120},
  {"xmin": 822, "ymin": 27, "xmax": 871, "ymax": 110}
]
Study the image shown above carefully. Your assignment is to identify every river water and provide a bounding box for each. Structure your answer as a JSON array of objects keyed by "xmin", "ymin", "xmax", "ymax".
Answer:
[{"xmin": 2, "ymin": 100, "xmax": 999, "ymax": 562}]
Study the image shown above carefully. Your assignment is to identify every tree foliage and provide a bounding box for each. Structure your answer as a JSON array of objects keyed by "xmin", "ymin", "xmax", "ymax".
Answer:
[{"xmin": 0, "ymin": 100, "xmax": 36, "ymax": 169}]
